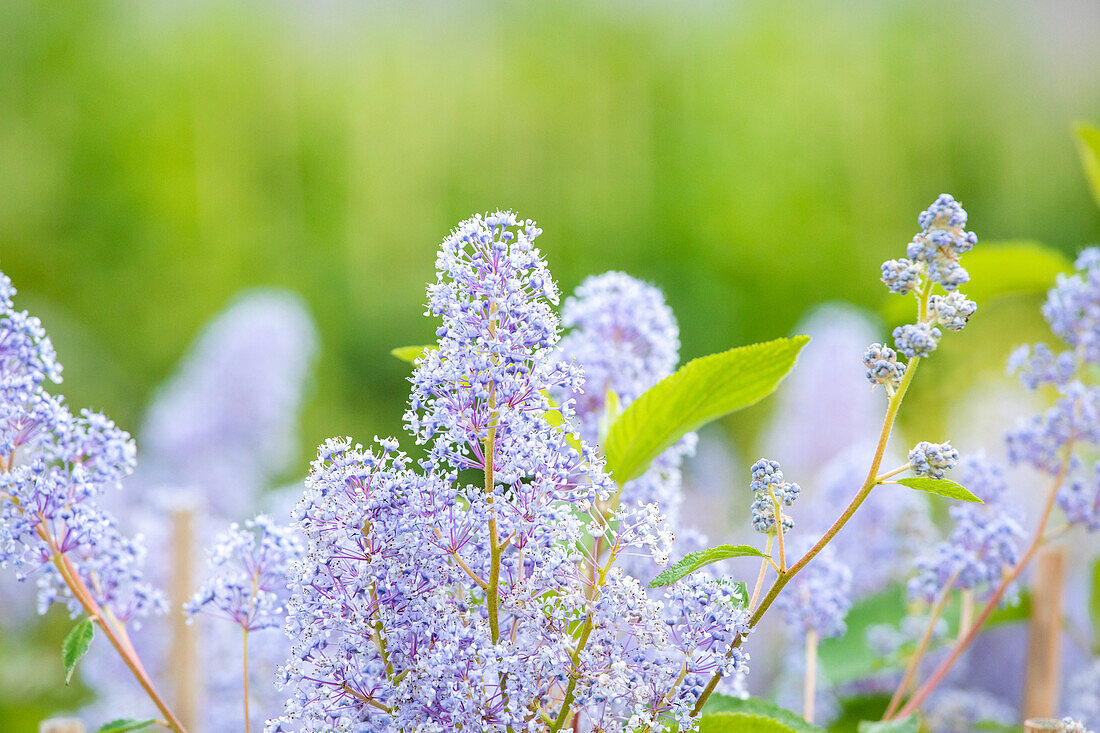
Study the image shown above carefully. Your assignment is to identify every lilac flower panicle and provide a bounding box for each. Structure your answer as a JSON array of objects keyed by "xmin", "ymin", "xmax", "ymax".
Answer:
[
  {"xmin": 1044, "ymin": 246, "xmax": 1100, "ymax": 364},
  {"xmin": 862, "ymin": 343, "xmax": 906, "ymax": 389},
  {"xmin": 908, "ymin": 456, "xmax": 1025, "ymax": 604},
  {"xmin": 1057, "ymin": 461, "xmax": 1100, "ymax": 531},
  {"xmin": 185, "ymin": 515, "xmax": 304, "ymax": 631},
  {"xmin": 0, "ymin": 269, "xmax": 163, "ymax": 624},
  {"xmin": 274, "ymin": 214, "xmax": 750, "ymax": 732},
  {"xmin": 1006, "ymin": 381, "xmax": 1100, "ymax": 475},
  {"xmin": 775, "ymin": 540, "xmax": 852, "ymax": 639},
  {"xmin": 1008, "ymin": 343, "xmax": 1077, "ymax": 390},
  {"xmin": 1061, "ymin": 718, "xmax": 1094, "ymax": 733},
  {"xmin": 558, "ymin": 271, "xmax": 679, "ymax": 444},
  {"xmin": 893, "ymin": 322, "xmax": 942, "ymax": 359},
  {"xmin": 749, "ymin": 458, "xmax": 799, "ymax": 534},
  {"xmin": 906, "ymin": 193, "xmax": 977, "ymax": 292},
  {"xmin": 908, "ymin": 441, "xmax": 959, "ymax": 479}
]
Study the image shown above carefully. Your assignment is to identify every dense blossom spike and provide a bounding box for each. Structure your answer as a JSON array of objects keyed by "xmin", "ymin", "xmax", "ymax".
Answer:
[
  {"xmin": 0, "ymin": 269, "xmax": 163, "ymax": 623},
  {"xmin": 908, "ymin": 456, "xmax": 1024, "ymax": 603},
  {"xmin": 862, "ymin": 343, "xmax": 906, "ymax": 389},
  {"xmin": 272, "ymin": 213, "xmax": 749, "ymax": 732},
  {"xmin": 749, "ymin": 458, "xmax": 799, "ymax": 534}
]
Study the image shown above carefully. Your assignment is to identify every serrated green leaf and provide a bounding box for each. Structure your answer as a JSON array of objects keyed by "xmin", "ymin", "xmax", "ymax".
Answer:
[
  {"xmin": 883, "ymin": 241, "xmax": 1073, "ymax": 323},
  {"xmin": 1076, "ymin": 122, "xmax": 1100, "ymax": 208},
  {"xmin": 62, "ymin": 617, "xmax": 94, "ymax": 685},
  {"xmin": 1090, "ymin": 558, "xmax": 1100, "ymax": 652},
  {"xmin": 895, "ymin": 477, "xmax": 982, "ymax": 503},
  {"xmin": 603, "ymin": 336, "xmax": 809, "ymax": 484},
  {"xmin": 857, "ymin": 716, "xmax": 918, "ymax": 733},
  {"xmin": 699, "ymin": 712, "xmax": 798, "ymax": 733},
  {"xmin": 649, "ymin": 545, "xmax": 770, "ymax": 588},
  {"xmin": 390, "ymin": 344, "xmax": 433, "ymax": 363},
  {"xmin": 702, "ymin": 695, "xmax": 826, "ymax": 733},
  {"xmin": 96, "ymin": 719, "xmax": 156, "ymax": 733}
]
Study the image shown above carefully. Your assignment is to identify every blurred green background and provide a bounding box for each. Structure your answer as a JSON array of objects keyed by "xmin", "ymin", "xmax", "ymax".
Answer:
[{"xmin": 1, "ymin": 0, "xmax": 1099, "ymax": 471}]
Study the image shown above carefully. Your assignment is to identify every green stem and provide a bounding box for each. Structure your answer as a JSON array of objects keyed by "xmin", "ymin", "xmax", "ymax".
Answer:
[
  {"xmin": 691, "ymin": 353, "xmax": 922, "ymax": 717},
  {"xmin": 242, "ymin": 628, "xmax": 252, "ymax": 733}
]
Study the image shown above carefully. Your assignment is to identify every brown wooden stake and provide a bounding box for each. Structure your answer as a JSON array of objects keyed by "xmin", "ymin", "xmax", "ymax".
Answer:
[
  {"xmin": 1022, "ymin": 547, "xmax": 1066, "ymax": 720},
  {"xmin": 169, "ymin": 505, "xmax": 201, "ymax": 731},
  {"xmin": 39, "ymin": 719, "xmax": 85, "ymax": 733}
]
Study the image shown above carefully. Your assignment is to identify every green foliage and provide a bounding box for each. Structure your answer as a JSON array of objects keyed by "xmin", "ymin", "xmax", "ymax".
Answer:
[
  {"xmin": 649, "ymin": 545, "xmax": 770, "ymax": 588},
  {"xmin": 604, "ymin": 336, "xmax": 809, "ymax": 484},
  {"xmin": 827, "ymin": 695, "xmax": 892, "ymax": 733},
  {"xmin": 702, "ymin": 695, "xmax": 826, "ymax": 733},
  {"xmin": 883, "ymin": 241, "xmax": 1072, "ymax": 324},
  {"xmin": 95, "ymin": 719, "xmax": 156, "ymax": 733},
  {"xmin": 61, "ymin": 617, "xmax": 94, "ymax": 685},
  {"xmin": 390, "ymin": 344, "xmax": 433, "ymax": 363},
  {"xmin": 819, "ymin": 585, "xmax": 908, "ymax": 685},
  {"xmin": 699, "ymin": 712, "xmax": 798, "ymax": 733},
  {"xmin": 895, "ymin": 477, "xmax": 983, "ymax": 503},
  {"xmin": 857, "ymin": 716, "xmax": 918, "ymax": 733},
  {"xmin": 1090, "ymin": 557, "xmax": 1100, "ymax": 652},
  {"xmin": 1076, "ymin": 122, "xmax": 1100, "ymax": 208}
]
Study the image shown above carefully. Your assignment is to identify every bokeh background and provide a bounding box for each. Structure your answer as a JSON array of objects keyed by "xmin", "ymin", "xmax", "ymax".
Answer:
[{"xmin": 2, "ymin": 0, "xmax": 1100, "ymax": 728}]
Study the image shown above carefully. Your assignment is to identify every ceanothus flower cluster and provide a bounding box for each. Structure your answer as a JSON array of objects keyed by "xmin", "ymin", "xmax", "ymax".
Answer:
[
  {"xmin": 874, "ymin": 194, "xmax": 978, "ymax": 366},
  {"xmin": 908, "ymin": 440, "xmax": 959, "ymax": 480},
  {"xmin": 1007, "ymin": 248, "xmax": 1100, "ymax": 530},
  {"xmin": 0, "ymin": 269, "xmax": 163, "ymax": 623},
  {"xmin": 908, "ymin": 455, "xmax": 1025, "ymax": 603},
  {"xmin": 185, "ymin": 514, "xmax": 303, "ymax": 631},
  {"xmin": 774, "ymin": 539, "xmax": 852, "ymax": 639},
  {"xmin": 749, "ymin": 459, "xmax": 800, "ymax": 534},
  {"xmin": 556, "ymin": 271, "xmax": 702, "ymax": 579},
  {"xmin": 272, "ymin": 213, "xmax": 750, "ymax": 733},
  {"xmin": 557, "ymin": 271, "xmax": 679, "ymax": 444}
]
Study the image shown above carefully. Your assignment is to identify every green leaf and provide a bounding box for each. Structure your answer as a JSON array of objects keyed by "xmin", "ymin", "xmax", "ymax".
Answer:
[
  {"xmin": 702, "ymin": 695, "xmax": 826, "ymax": 733},
  {"xmin": 62, "ymin": 617, "xmax": 94, "ymax": 685},
  {"xmin": 390, "ymin": 344, "xmax": 433, "ymax": 363},
  {"xmin": 895, "ymin": 477, "xmax": 982, "ymax": 503},
  {"xmin": 603, "ymin": 336, "xmax": 809, "ymax": 484},
  {"xmin": 972, "ymin": 722, "xmax": 1020, "ymax": 733},
  {"xmin": 827, "ymin": 694, "xmax": 892, "ymax": 733},
  {"xmin": 883, "ymin": 241, "xmax": 1072, "ymax": 323},
  {"xmin": 857, "ymin": 716, "xmax": 919, "ymax": 733},
  {"xmin": 699, "ymin": 712, "xmax": 798, "ymax": 733},
  {"xmin": 649, "ymin": 544, "xmax": 770, "ymax": 588},
  {"xmin": 1090, "ymin": 557, "xmax": 1100, "ymax": 652},
  {"xmin": 96, "ymin": 719, "xmax": 156, "ymax": 733},
  {"xmin": 1076, "ymin": 122, "xmax": 1100, "ymax": 208}
]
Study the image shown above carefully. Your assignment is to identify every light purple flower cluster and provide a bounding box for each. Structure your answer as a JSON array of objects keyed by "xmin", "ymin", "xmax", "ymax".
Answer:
[
  {"xmin": 1066, "ymin": 660, "xmax": 1100, "ymax": 732},
  {"xmin": 749, "ymin": 459, "xmax": 799, "ymax": 534},
  {"xmin": 906, "ymin": 193, "xmax": 978, "ymax": 291},
  {"xmin": 0, "ymin": 269, "xmax": 163, "ymax": 623},
  {"xmin": 923, "ymin": 687, "xmax": 1016, "ymax": 733},
  {"xmin": 185, "ymin": 515, "xmax": 303, "ymax": 631},
  {"xmin": 1044, "ymin": 248, "xmax": 1100, "ymax": 363},
  {"xmin": 1061, "ymin": 718, "xmax": 1095, "ymax": 733},
  {"xmin": 1006, "ymin": 249, "xmax": 1100, "ymax": 530},
  {"xmin": 876, "ymin": 195, "xmax": 977, "ymax": 366},
  {"xmin": 556, "ymin": 271, "xmax": 699, "ymax": 573},
  {"xmin": 908, "ymin": 440, "xmax": 959, "ymax": 480},
  {"xmin": 774, "ymin": 539, "xmax": 852, "ymax": 639},
  {"xmin": 862, "ymin": 344, "xmax": 906, "ymax": 390},
  {"xmin": 273, "ymin": 213, "xmax": 750, "ymax": 732},
  {"xmin": 557, "ymin": 271, "xmax": 679, "ymax": 444},
  {"xmin": 908, "ymin": 456, "xmax": 1025, "ymax": 603}
]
